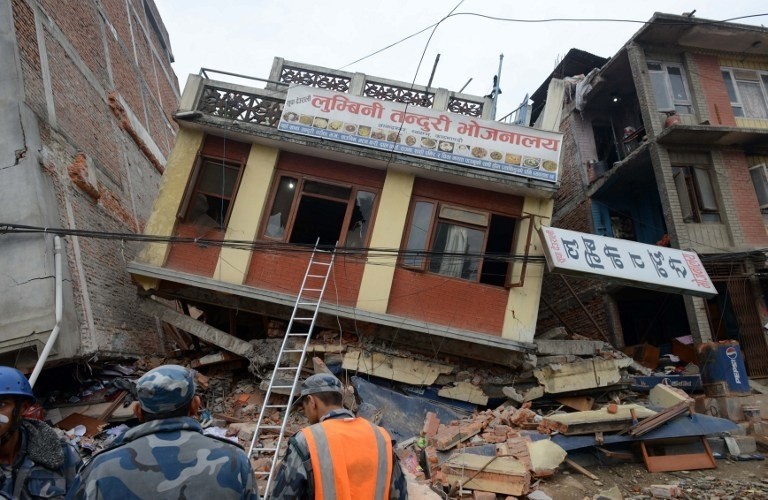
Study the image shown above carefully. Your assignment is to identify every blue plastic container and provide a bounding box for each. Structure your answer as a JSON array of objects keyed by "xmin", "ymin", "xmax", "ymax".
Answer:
[{"xmin": 697, "ymin": 341, "xmax": 751, "ymax": 396}]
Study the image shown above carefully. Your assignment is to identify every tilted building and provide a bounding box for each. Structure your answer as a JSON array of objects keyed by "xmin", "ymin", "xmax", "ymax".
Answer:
[
  {"xmin": 128, "ymin": 58, "xmax": 566, "ymax": 368},
  {"xmin": 534, "ymin": 13, "xmax": 768, "ymax": 377},
  {"xmin": 0, "ymin": 0, "xmax": 179, "ymax": 369}
]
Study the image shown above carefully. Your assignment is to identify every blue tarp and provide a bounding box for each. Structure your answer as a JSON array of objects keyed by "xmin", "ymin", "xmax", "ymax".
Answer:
[
  {"xmin": 550, "ymin": 412, "xmax": 738, "ymax": 451},
  {"xmin": 352, "ymin": 376, "xmax": 470, "ymax": 444}
]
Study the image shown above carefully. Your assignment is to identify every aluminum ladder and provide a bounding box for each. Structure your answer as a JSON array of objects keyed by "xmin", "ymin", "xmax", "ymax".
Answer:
[{"xmin": 248, "ymin": 240, "xmax": 336, "ymax": 498}]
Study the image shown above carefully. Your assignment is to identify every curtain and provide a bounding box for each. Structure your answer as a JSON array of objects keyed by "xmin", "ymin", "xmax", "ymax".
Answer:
[{"xmin": 439, "ymin": 225, "xmax": 469, "ymax": 278}]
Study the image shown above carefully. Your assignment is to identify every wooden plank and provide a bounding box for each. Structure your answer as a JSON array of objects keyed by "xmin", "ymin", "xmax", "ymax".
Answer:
[
  {"xmin": 564, "ymin": 458, "xmax": 598, "ymax": 480},
  {"xmin": 342, "ymin": 348, "xmax": 452, "ymax": 385},
  {"xmin": 442, "ymin": 454, "xmax": 529, "ymax": 496},
  {"xmin": 542, "ymin": 404, "xmax": 656, "ymax": 436},
  {"xmin": 98, "ymin": 391, "xmax": 127, "ymax": 421}
]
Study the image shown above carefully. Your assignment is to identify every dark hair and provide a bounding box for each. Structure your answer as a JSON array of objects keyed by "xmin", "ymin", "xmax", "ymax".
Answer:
[
  {"xmin": 142, "ymin": 401, "xmax": 193, "ymax": 421},
  {"xmin": 313, "ymin": 391, "xmax": 343, "ymax": 407}
]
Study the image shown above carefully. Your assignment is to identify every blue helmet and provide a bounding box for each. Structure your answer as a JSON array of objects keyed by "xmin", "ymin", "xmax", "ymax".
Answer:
[
  {"xmin": 0, "ymin": 367, "xmax": 35, "ymax": 403},
  {"xmin": 136, "ymin": 364, "xmax": 196, "ymax": 414}
]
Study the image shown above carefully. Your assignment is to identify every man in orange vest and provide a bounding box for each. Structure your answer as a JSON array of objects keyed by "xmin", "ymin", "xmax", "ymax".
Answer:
[{"xmin": 271, "ymin": 374, "xmax": 407, "ymax": 499}]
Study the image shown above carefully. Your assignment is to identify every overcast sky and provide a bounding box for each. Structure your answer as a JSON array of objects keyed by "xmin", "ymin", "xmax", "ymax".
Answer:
[{"xmin": 155, "ymin": 1, "xmax": 768, "ymax": 119}]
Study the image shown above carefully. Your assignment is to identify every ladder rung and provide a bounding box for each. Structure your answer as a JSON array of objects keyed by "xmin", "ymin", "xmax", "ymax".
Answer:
[
  {"xmin": 311, "ymin": 261, "xmax": 331, "ymax": 266},
  {"xmin": 282, "ymin": 349, "xmax": 304, "ymax": 353},
  {"xmin": 253, "ymin": 448, "xmax": 278, "ymax": 453},
  {"xmin": 286, "ymin": 333, "xmax": 309, "ymax": 337},
  {"xmin": 259, "ymin": 425, "xmax": 282, "ymax": 430},
  {"xmin": 307, "ymin": 274, "xmax": 325, "ymax": 278},
  {"xmin": 298, "ymin": 301, "xmax": 317, "ymax": 305},
  {"xmin": 270, "ymin": 385, "xmax": 294, "ymax": 389},
  {"xmin": 274, "ymin": 367, "xmax": 299, "ymax": 370},
  {"xmin": 263, "ymin": 404, "xmax": 288, "ymax": 408},
  {"xmin": 293, "ymin": 317, "xmax": 313, "ymax": 321},
  {"xmin": 303, "ymin": 288, "xmax": 322, "ymax": 291}
]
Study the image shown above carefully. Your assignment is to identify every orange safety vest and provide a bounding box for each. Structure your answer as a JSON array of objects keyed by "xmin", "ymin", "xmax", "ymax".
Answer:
[{"xmin": 302, "ymin": 417, "xmax": 393, "ymax": 500}]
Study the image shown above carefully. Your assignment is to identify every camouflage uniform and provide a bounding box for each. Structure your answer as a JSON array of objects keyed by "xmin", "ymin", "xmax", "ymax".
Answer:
[
  {"xmin": 67, "ymin": 365, "xmax": 258, "ymax": 500},
  {"xmin": 0, "ymin": 419, "xmax": 82, "ymax": 499},
  {"xmin": 271, "ymin": 403, "xmax": 407, "ymax": 499}
]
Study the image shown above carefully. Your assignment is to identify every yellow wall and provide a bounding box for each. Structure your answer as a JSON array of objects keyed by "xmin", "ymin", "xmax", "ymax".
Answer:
[
  {"xmin": 214, "ymin": 145, "xmax": 280, "ymax": 284},
  {"xmin": 134, "ymin": 129, "xmax": 204, "ymax": 289},
  {"xmin": 502, "ymin": 196, "xmax": 553, "ymax": 343},
  {"xmin": 356, "ymin": 169, "xmax": 415, "ymax": 313},
  {"xmin": 720, "ymin": 57, "xmax": 768, "ymax": 130}
]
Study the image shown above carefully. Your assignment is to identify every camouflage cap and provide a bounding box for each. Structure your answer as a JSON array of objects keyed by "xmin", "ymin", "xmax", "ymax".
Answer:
[
  {"xmin": 293, "ymin": 373, "xmax": 344, "ymax": 407},
  {"xmin": 136, "ymin": 364, "xmax": 196, "ymax": 414}
]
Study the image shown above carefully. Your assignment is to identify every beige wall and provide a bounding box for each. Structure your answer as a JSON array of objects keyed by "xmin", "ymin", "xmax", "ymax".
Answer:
[
  {"xmin": 355, "ymin": 169, "xmax": 415, "ymax": 313},
  {"xmin": 502, "ymin": 197, "xmax": 553, "ymax": 343},
  {"xmin": 214, "ymin": 145, "xmax": 280, "ymax": 284},
  {"xmin": 134, "ymin": 129, "xmax": 204, "ymax": 289}
]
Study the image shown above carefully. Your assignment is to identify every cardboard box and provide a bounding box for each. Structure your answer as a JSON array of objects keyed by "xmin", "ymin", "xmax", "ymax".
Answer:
[{"xmin": 622, "ymin": 343, "xmax": 660, "ymax": 369}]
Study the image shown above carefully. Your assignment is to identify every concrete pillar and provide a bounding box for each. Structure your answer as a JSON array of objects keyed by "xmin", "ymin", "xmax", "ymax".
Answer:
[
  {"xmin": 356, "ymin": 169, "xmax": 415, "ymax": 313},
  {"xmin": 214, "ymin": 144, "xmax": 279, "ymax": 284}
]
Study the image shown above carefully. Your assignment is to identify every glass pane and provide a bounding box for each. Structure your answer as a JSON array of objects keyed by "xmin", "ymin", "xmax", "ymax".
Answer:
[
  {"xmin": 303, "ymin": 180, "xmax": 351, "ymax": 200},
  {"xmin": 737, "ymin": 81, "xmax": 768, "ymax": 119},
  {"xmin": 345, "ymin": 191, "xmax": 376, "ymax": 248},
  {"xmin": 732, "ymin": 106, "xmax": 745, "ymax": 117},
  {"xmin": 428, "ymin": 222, "xmax": 484, "ymax": 281},
  {"xmin": 647, "ymin": 63, "xmax": 662, "ymax": 71},
  {"xmin": 750, "ymin": 166, "xmax": 768, "ymax": 206},
  {"xmin": 265, "ymin": 177, "xmax": 297, "ymax": 238},
  {"xmin": 693, "ymin": 167, "xmax": 718, "ymax": 211},
  {"xmin": 198, "ymin": 161, "xmax": 239, "ymax": 196},
  {"xmin": 649, "ymin": 71, "xmax": 674, "ymax": 111},
  {"xmin": 403, "ymin": 202, "xmax": 434, "ymax": 268},
  {"xmin": 722, "ymin": 71, "xmax": 738, "ymax": 103},
  {"xmin": 667, "ymin": 66, "xmax": 689, "ymax": 101}
]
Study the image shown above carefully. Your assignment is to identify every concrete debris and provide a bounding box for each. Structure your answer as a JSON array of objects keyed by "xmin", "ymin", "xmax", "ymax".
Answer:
[
  {"xmin": 342, "ymin": 348, "xmax": 453, "ymax": 385},
  {"xmin": 438, "ymin": 381, "xmax": 489, "ymax": 406}
]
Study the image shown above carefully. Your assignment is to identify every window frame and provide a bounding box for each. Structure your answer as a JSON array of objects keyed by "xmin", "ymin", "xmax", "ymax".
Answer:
[
  {"xmin": 672, "ymin": 164, "xmax": 721, "ymax": 223},
  {"xmin": 721, "ymin": 68, "xmax": 768, "ymax": 119},
  {"xmin": 749, "ymin": 163, "xmax": 768, "ymax": 224},
  {"xmin": 180, "ymin": 154, "xmax": 245, "ymax": 229},
  {"xmin": 260, "ymin": 171, "xmax": 380, "ymax": 247},
  {"xmin": 647, "ymin": 61, "xmax": 694, "ymax": 115},
  {"xmin": 400, "ymin": 197, "xmax": 520, "ymax": 287}
]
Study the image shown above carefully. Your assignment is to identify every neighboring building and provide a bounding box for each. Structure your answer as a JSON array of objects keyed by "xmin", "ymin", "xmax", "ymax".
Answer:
[
  {"xmin": 128, "ymin": 58, "xmax": 565, "ymax": 368},
  {"xmin": 533, "ymin": 14, "xmax": 768, "ymax": 377},
  {"xmin": 0, "ymin": 0, "xmax": 179, "ymax": 367}
]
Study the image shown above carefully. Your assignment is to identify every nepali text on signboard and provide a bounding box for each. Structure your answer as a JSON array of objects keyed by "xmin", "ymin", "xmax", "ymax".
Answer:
[
  {"xmin": 277, "ymin": 86, "xmax": 563, "ymax": 183},
  {"xmin": 539, "ymin": 226, "xmax": 717, "ymax": 298}
]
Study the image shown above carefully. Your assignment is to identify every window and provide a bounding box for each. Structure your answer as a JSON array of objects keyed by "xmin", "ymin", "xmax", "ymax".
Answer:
[
  {"xmin": 749, "ymin": 163, "xmax": 768, "ymax": 224},
  {"xmin": 647, "ymin": 62, "xmax": 693, "ymax": 114},
  {"xmin": 263, "ymin": 175, "xmax": 377, "ymax": 246},
  {"xmin": 184, "ymin": 157, "xmax": 243, "ymax": 228},
  {"xmin": 402, "ymin": 200, "xmax": 517, "ymax": 287},
  {"xmin": 721, "ymin": 69, "xmax": 768, "ymax": 119},
  {"xmin": 672, "ymin": 165, "xmax": 720, "ymax": 223}
]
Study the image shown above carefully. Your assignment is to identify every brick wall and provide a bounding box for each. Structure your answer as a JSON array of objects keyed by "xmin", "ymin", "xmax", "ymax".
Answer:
[
  {"xmin": 387, "ymin": 268, "xmax": 508, "ymax": 335},
  {"xmin": 10, "ymin": 0, "xmax": 179, "ymax": 357},
  {"xmin": 693, "ymin": 54, "xmax": 737, "ymax": 126},
  {"xmin": 245, "ymin": 252, "xmax": 365, "ymax": 307},
  {"xmin": 722, "ymin": 150, "xmax": 768, "ymax": 247}
]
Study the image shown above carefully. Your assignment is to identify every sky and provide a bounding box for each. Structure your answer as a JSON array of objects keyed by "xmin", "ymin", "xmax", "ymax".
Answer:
[{"xmin": 155, "ymin": 1, "xmax": 768, "ymax": 119}]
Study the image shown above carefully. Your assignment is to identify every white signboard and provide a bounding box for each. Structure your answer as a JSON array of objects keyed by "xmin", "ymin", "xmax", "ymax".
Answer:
[
  {"xmin": 539, "ymin": 227, "xmax": 717, "ymax": 298},
  {"xmin": 278, "ymin": 86, "xmax": 563, "ymax": 183}
]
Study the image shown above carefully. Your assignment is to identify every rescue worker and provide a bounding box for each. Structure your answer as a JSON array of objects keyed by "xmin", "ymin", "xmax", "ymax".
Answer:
[
  {"xmin": 68, "ymin": 364, "xmax": 259, "ymax": 499},
  {"xmin": 271, "ymin": 373, "xmax": 408, "ymax": 499},
  {"xmin": 0, "ymin": 366, "xmax": 82, "ymax": 499}
]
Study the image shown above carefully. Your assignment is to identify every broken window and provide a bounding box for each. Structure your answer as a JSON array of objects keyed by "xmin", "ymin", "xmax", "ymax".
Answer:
[
  {"xmin": 647, "ymin": 62, "xmax": 693, "ymax": 115},
  {"xmin": 263, "ymin": 175, "xmax": 377, "ymax": 246},
  {"xmin": 721, "ymin": 69, "xmax": 768, "ymax": 119},
  {"xmin": 402, "ymin": 200, "xmax": 516, "ymax": 287},
  {"xmin": 749, "ymin": 163, "xmax": 768, "ymax": 224},
  {"xmin": 672, "ymin": 165, "xmax": 720, "ymax": 223},
  {"xmin": 183, "ymin": 158, "xmax": 243, "ymax": 228}
]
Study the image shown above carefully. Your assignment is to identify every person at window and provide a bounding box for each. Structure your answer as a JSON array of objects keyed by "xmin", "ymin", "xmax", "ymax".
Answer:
[
  {"xmin": 271, "ymin": 374, "xmax": 407, "ymax": 499},
  {"xmin": 68, "ymin": 365, "xmax": 259, "ymax": 499},
  {"xmin": 0, "ymin": 366, "xmax": 82, "ymax": 499}
]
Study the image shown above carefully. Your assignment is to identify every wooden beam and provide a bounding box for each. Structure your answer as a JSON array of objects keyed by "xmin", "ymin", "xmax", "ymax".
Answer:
[{"xmin": 139, "ymin": 297, "xmax": 254, "ymax": 358}]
